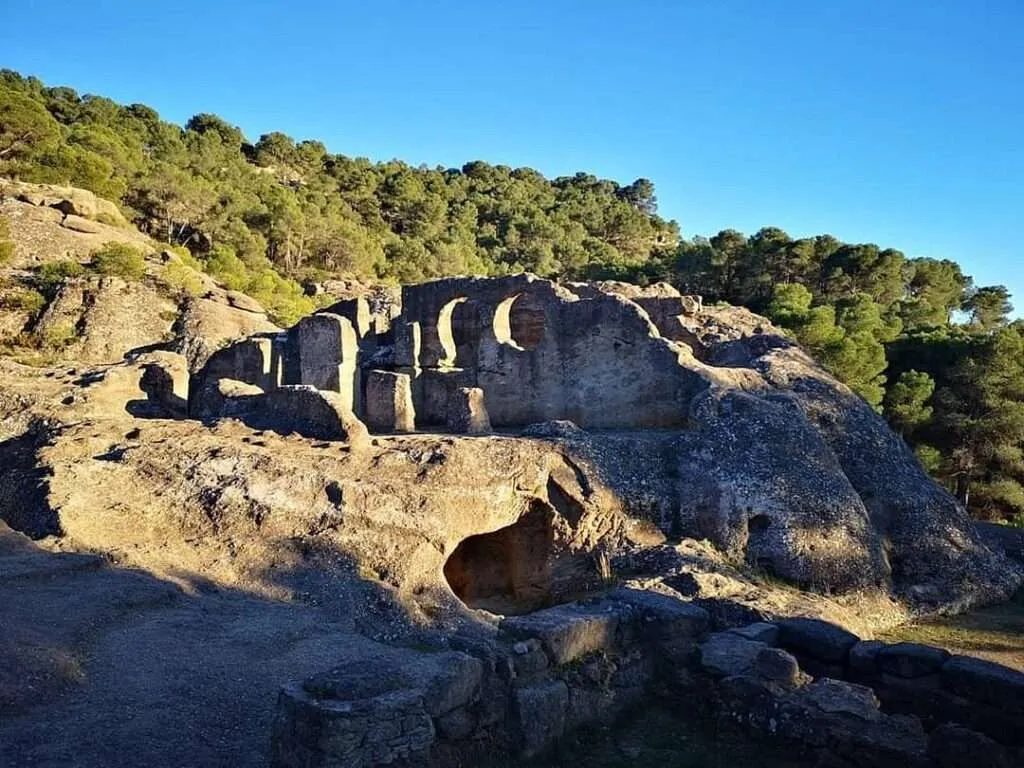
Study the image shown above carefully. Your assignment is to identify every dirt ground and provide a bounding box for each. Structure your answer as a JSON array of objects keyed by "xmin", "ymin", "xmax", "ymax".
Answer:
[{"xmin": 0, "ymin": 523, "xmax": 429, "ymax": 768}]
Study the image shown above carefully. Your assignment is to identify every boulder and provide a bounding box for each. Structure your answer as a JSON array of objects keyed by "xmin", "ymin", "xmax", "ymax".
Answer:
[
  {"xmin": 753, "ymin": 647, "xmax": 804, "ymax": 688},
  {"xmin": 849, "ymin": 640, "xmax": 885, "ymax": 677},
  {"xmin": 60, "ymin": 214, "xmax": 103, "ymax": 234},
  {"xmin": 698, "ymin": 632, "xmax": 767, "ymax": 678}
]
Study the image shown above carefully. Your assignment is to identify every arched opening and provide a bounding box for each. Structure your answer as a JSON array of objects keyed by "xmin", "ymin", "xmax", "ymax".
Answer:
[
  {"xmin": 746, "ymin": 514, "xmax": 775, "ymax": 574},
  {"xmin": 437, "ymin": 297, "xmax": 467, "ymax": 367},
  {"xmin": 443, "ymin": 501, "xmax": 554, "ymax": 615},
  {"xmin": 493, "ymin": 293, "xmax": 546, "ymax": 351}
]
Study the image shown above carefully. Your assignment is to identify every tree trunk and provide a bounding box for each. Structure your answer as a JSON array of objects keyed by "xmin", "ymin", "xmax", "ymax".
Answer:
[{"xmin": 955, "ymin": 474, "xmax": 971, "ymax": 509}]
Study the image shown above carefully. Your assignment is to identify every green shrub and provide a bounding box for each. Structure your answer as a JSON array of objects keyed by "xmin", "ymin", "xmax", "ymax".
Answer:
[
  {"xmin": 94, "ymin": 211, "xmax": 125, "ymax": 228},
  {"xmin": 202, "ymin": 245, "xmax": 249, "ymax": 291},
  {"xmin": 167, "ymin": 244, "xmax": 205, "ymax": 272},
  {"xmin": 38, "ymin": 259, "xmax": 85, "ymax": 295},
  {"xmin": 40, "ymin": 320, "xmax": 77, "ymax": 349},
  {"xmin": 90, "ymin": 242, "xmax": 146, "ymax": 280},
  {"xmin": 162, "ymin": 259, "xmax": 204, "ymax": 298},
  {"xmin": 0, "ymin": 287, "xmax": 46, "ymax": 314},
  {"xmin": 244, "ymin": 268, "xmax": 314, "ymax": 326}
]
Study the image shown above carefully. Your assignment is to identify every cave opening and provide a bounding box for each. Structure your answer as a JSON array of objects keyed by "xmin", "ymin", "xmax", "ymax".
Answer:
[{"xmin": 443, "ymin": 500, "xmax": 554, "ymax": 615}]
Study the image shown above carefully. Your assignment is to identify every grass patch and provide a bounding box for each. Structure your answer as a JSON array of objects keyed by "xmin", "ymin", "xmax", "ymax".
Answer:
[{"xmin": 880, "ymin": 590, "xmax": 1024, "ymax": 671}]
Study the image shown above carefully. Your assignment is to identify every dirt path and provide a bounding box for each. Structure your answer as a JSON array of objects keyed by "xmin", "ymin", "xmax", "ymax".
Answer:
[{"xmin": 0, "ymin": 524, "xmax": 416, "ymax": 768}]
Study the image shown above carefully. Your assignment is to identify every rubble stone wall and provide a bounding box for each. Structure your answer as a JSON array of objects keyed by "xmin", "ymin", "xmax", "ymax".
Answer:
[{"xmin": 270, "ymin": 595, "xmax": 1024, "ymax": 767}]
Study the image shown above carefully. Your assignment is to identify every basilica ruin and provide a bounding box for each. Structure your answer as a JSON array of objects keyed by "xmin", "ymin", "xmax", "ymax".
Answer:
[{"xmin": 187, "ymin": 274, "xmax": 728, "ymax": 439}]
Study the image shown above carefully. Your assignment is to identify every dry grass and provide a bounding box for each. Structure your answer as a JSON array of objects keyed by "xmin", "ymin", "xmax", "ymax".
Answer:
[{"xmin": 880, "ymin": 591, "xmax": 1024, "ymax": 671}]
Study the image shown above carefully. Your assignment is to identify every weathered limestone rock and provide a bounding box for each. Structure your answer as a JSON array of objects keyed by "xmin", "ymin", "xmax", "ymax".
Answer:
[
  {"xmin": 698, "ymin": 632, "xmax": 768, "ymax": 678},
  {"xmin": 33, "ymin": 276, "xmax": 177, "ymax": 364},
  {"xmin": 513, "ymin": 680, "xmax": 568, "ymax": 758},
  {"xmin": 239, "ymin": 386, "xmax": 369, "ymax": 446},
  {"xmin": 364, "ymin": 370, "xmax": 415, "ymax": 433},
  {"xmin": 446, "ymin": 387, "xmax": 491, "ymax": 434},
  {"xmin": 501, "ymin": 602, "xmax": 626, "ymax": 666},
  {"xmin": 297, "ymin": 313, "xmax": 359, "ymax": 413},
  {"xmin": 225, "ymin": 290, "xmax": 265, "ymax": 315},
  {"xmin": 172, "ymin": 297, "xmax": 280, "ymax": 370},
  {"xmin": 137, "ymin": 352, "xmax": 189, "ymax": 418},
  {"xmin": 60, "ymin": 214, "xmax": 103, "ymax": 234}
]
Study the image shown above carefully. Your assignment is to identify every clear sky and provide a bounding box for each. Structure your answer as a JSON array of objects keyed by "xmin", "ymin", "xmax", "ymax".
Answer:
[{"xmin": 3, "ymin": 1, "xmax": 1022, "ymax": 304}]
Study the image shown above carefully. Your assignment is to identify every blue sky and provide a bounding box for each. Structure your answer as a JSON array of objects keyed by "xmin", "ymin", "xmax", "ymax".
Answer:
[{"xmin": 3, "ymin": 1, "xmax": 1022, "ymax": 305}]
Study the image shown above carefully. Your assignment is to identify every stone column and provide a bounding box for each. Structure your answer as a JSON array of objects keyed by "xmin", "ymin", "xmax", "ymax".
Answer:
[
  {"xmin": 364, "ymin": 371, "xmax": 416, "ymax": 433},
  {"xmin": 446, "ymin": 387, "xmax": 491, "ymax": 434},
  {"xmin": 296, "ymin": 312, "xmax": 360, "ymax": 414}
]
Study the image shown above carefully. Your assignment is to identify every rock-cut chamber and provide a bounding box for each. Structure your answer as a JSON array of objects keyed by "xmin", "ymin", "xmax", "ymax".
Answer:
[{"xmin": 443, "ymin": 501, "xmax": 554, "ymax": 615}]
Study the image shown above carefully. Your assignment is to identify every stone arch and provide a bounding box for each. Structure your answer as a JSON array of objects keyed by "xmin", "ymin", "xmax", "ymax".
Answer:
[
  {"xmin": 437, "ymin": 297, "xmax": 467, "ymax": 368},
  {"xmin": 493, "ymin": 293, "xmax": 546, "ymax": 351}
]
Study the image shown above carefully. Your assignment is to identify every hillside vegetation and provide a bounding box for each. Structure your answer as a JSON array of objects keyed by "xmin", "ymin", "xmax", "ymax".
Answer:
[{"xmin": 0, "ymin": 69, "xmax": 1022, "ymax": 524}]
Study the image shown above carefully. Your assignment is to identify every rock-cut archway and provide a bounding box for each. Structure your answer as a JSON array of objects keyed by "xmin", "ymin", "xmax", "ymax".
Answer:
[
  {"xmin": 443, "ymin": 501, "xmax": 554, "ymax": 615},
  {"xmin": 493, "ymin": 293, "xmax": 546, "ymax": 351}
]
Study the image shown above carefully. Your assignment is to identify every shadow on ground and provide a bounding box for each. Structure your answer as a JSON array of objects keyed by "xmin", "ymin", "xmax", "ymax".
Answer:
[{"xmin": 0, "ymin": 522, "xmax": 449, "ymax": 768}]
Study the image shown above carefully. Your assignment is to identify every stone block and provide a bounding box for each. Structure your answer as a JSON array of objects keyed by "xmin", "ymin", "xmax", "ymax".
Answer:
[
  {"xmin": 513, "ymin": 680, "xmax": 568, "ymax": 758},
  {"xmin": 607, "ymin": 587, "xmax": 710, "ymax": 640},
  {"xmin": 754, "ymin": 647, "xmax": 804, "ymax": 688},
  {"xmin": 941, "ymin": 655, "xmax": 1024, "ymax": 714},
  {"xmin": 422, "ymin": 653, "xmax": 484, "ymax": 717},
  {"xmin": 849, "ymin": 640, "xmax": 885, "ymax": 678},
  {"xmin": 239, "ymin": 386, "xmax": 369, "ymax": 445},
  {"xmin": 877, "ymin": 642, "xmax": 950, "ymax": 679},
  {"xmin": 776, "ymin": 617, "xmax": 860, "ymax": 664},
  {"xmin": 728, "ymin": 622, "xmax": 780, "ymax": 645},
  {"xmin": 446, "ymin": 387, "xmax": 491, "ymax": 434},
  {"xmin": 296, "ymin": 313, "xmax": 360, "ymax": 412},
  {"xmin": 364, "ymin": 370, "xmax": 416, "ymax": 433},
  {"xmin": 393, "ymin": 321, "xmax": 421, "ymax": 368},
  {"xmin": 698, "ymin": 632, "xmax": 767, "ymax": 678},
  {"xmin": 501, "ymin": 601, "xmax": 626, "ymax": 666}
]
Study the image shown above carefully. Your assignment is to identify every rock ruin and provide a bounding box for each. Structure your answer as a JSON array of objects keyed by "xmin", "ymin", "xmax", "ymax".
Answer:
[
  {"xmin": 177, "ymin": 273, "xmax": 1019, "ymax": 613},
  {"xmin": 189, "ymin": 273, "xmax": 728, "ymax": 436}
]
